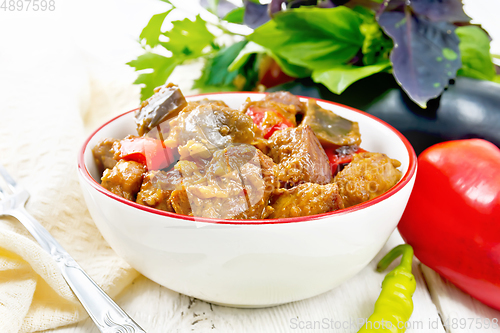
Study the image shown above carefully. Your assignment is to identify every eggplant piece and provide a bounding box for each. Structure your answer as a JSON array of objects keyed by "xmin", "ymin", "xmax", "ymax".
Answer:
[
  {"xmin": 164, "ymin": 102, "xmax": 255, "ymax": 156},
  {"xmin": 264, "ymin": 91, "xmax": 306, "ymax": 114},
  {"xmin": 301, "ymin": 99, "xmax": 361, "ymax": 147},
  {"xmin": 268, "ymin": 74, "xmax": 500, "ymax": 155},
  {"xmin": 135, "ymin": 83, "xmax": 188, "ymax": 136}
]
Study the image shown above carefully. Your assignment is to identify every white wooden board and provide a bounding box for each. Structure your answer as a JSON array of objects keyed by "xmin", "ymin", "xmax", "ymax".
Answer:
[
  {"xmin": 421, "ymin": 265, "xmax": 500, "ymax": 333},
  {"xmin": 43, "ymin": 232, "xmax": 446, "ymax": 333}
]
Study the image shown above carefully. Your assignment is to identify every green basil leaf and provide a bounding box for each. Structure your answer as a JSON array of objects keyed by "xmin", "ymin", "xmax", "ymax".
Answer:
[
  {"xmin": 229, "ymin": 41, "xmax": 264, "ymax": 71},
  {"xmin": 139, "ymin": 10, "xmax": 172, "ymax": 47},
  {"xmin": 229, "ymin": 41, "xmax": 310, "ymax": 78},
  {"xmin": 270, "ymin": 51, "xmax": 311, "ymax": 78},
  {"xmin": 311, "ymin": 61, "xmax": 391, "ymax": 94},
  {"xmin": 248, "ymin": 7, "xmax": 364, "ymax": 70},
  {"xmin": 194, "ymin": 41, "xmax": 249, "ymax": 92},
  {"xmin": 456, "ymin": 26, "xmax": 496, "ymax": 81},
  {"xmin": 161, "ymin": 15, "xmax": 215, "ymax": 59},
  {"xmin": 127, "ymin": 53, "xmax": 179, "ymax": 101},
  {"xmin": 224, "ymin": 7, "xmax": 245, "ymax": 23},
  {"xmin": 360, "ymin": 19, "xmax": 393, "ymax": 66}
]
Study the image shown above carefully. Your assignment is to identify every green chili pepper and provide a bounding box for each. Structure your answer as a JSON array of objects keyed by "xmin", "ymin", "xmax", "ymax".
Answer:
[{"xmin": 358, "ymin": 244, "xmax": 416, "ymax": 333}]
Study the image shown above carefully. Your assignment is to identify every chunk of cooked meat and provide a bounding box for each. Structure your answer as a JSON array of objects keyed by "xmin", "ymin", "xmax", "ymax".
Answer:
[
  {"xmin": 232, "ymin": 149, "xmax": 278, "ymax": 219},
  {"xmin": 101, "ymin": 160, "xmax": 146, "ymax": 201},
  {"xmin": 136, "ymin": 170, "xmax": 182, "ymax": 212},
  {"xmin": 135, "ymin": 83, "xmax": 187, "ymax": 136},
  {"xmin": 177, "ymin": 99, "xmax": 229, "ymax": 117},
  {"xmin": 198, "ymin": 99, "xmax": 229, "ymax": 107},
  {"xmin": 301, "ymin": 99, "xmax": 361, "ymax": 146},
  {"xmin": 264, "ymin": 91, "xmax": 306, "ymax": 114},
  {"xmin": 268, "ymin": 125, "xmax": 332, "ymax": 186},
  {"xmin": 269, "ymin": 183, "xmax": 343, "ymax": 219},
  {"xmin": 169, "ymin": 188, "xmax": 192, "ymax": 216},
  {"xmin": 334, "ymin": 152, "xmax": 402, "ymax": 208},
  {"xmin": 92, "ymin": 138, "xmax": 118, "ymax": 174},
  {"xmin": 176, "ymin": 152, "xmax": 248, "ymax": 219},
  {"xmin": 164, "ymin": 102, "xmax": 255, "ymax": 159},
  {"xmin": 173, "ymin": 145, "xmax": 278, "ymax": 219}
]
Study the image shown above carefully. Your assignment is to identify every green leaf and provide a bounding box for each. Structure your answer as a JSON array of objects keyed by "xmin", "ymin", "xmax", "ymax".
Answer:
[
  {"xmin": 360, "ymin": 19, "xmax": 393, "ymax": 66},
  {"xmin": 311, "ymin": 61, "xmax": 391, "ymax": 94},
  {"xmin": 229, "ymin": 41, "xmax": 310, "ymax": 78},
  {"xmin": 161, "ymin": 15, "xmax": 216, "ymax": 59},
  {"xmin": 194, "ymin": 41, "xmax": 248, "ymax": 91},
  {"xmin": 456, "ymin": 26, "xmax": 496, "ymax": 81},
  {"xmin": 130, "ymin": 15, "xmax": 217, "ymax": 100},
  {"xmin": 351, "ymin": 5, "xmax": 376, "ymax": 20},
  {"xmin": 248, "ymin": 7, "xmax": 364, "ymax": 71},
  {"xmin": 127, "ymin": 53, "xmax": 179, "ymax": 100},
  {"xmin": 269, "ymin": 50, "xmax": 311, "ymax": 78},
  {"xmin": 229, "ymin": 41, "xmax": 264, "ymax": 71},
  {"xmin": 224, "ymin": 7, "xmax": 245, "ymax": 23},
  {"xmin": 139, "ymin": 10, "xmax": 172, "ymax": 47}
]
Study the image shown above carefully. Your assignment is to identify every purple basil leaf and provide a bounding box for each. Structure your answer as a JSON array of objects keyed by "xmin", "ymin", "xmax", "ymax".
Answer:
[
  {"xmin": 269, "ymin": 0, "xmax": 287, "ymax": 17},
  {"xmin": 375, "ymin": 0, "xmax": 403, "ymax": 18},
  {"xmin": 244, "ymin": 1, "xmax": 270, "ymax": 29},
  {"xmin": 379, "ymin": 10, "xmax": 461, "ymax": 107},
  {"xmin": 410, "ymin": 0, "xmax": 471, "ymax": 22}
]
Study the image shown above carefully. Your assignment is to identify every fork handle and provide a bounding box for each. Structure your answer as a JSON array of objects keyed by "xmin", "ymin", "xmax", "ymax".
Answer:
[{"xmin": 10, "ymin": 207, "xmax": 147, "ymax": 333}]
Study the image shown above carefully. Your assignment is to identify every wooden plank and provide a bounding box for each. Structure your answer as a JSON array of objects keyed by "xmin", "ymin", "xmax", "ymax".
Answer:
[
  {"xmin": 44, "ymin": 232, "xmax": 445, "ymax": 333},
  {"xmin": 421, "ymin": 265, "xmax": 500, "ymax": 333}
]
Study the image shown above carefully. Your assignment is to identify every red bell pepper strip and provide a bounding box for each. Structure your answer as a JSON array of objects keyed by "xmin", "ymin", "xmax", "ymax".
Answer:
[
  {"xmin": 399, "ymin": 139, "xmax": 500, "ymax": 311},
  {"xmin": 117, "ymin": 137, "xmax": 174, "ymax": 171},
  {"xmin": 245, "ymin": 106, "xmax": 294, "ymax": 139},
  {"xmin": 324, "ymin": 145, "xmax": 366, "ymax": 176}
]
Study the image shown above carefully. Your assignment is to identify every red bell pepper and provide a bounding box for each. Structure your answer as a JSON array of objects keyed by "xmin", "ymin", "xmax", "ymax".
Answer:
[
  {"xmin": 117, "ymin": 137, "xmax": 174, "ymax": 171},
  {"xmin": 324, "ymin": 145, "xmax": 366, "ymax": 176},
  {"xmin": 245, "ymin": 106, "xmax": 294, "ymax": 139},
  {"xmin": 258, "ymin": 56, "xmax": 296, "ymax": 89},
  {"xmin": 399, "ymin": 139, "xmax": 500, "ymax": 310}
]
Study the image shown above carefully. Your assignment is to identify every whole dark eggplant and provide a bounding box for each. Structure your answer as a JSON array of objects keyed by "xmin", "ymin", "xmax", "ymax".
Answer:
[{"xmin": 268, "ymin": 74, "xmax": 500, "ymax": 155}]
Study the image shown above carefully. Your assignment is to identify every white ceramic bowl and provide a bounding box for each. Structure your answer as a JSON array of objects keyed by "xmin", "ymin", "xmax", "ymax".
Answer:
[{"xmin": 78, "ymin": 93, "xmax": 417, "ymax": 308}]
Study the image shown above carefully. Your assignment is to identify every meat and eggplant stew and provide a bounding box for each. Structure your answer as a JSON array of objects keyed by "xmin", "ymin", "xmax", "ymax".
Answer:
[{"xmin": 92, "ymin": 84, "xmax": 402, "ymax": 219}]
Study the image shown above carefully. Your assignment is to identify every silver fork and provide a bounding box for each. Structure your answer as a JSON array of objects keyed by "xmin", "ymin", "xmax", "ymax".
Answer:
[{"xmin": 0, "ymin": 164, "xmax": 146, "ymax": 333}]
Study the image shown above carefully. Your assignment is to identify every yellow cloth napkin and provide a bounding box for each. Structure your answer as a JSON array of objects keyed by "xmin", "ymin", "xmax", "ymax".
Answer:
[{"xmin": 0, "ymin": 14, "xmax": 142, "ymax": 333}]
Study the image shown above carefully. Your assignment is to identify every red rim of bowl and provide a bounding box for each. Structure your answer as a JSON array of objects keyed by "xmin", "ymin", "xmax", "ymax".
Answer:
[{"xmin": 78, "ymin": 92, "xmax": 417, "ymax": 225}]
